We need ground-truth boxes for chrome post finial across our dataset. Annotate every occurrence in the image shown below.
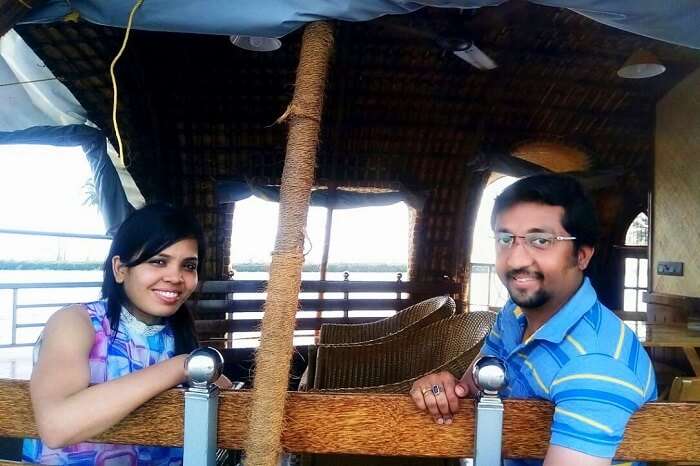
[184,347,224,466]
[472,355,507,396]
[472,356,508,466]
[185,346,224,391]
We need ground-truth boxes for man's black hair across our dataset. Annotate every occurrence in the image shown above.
[490,174,599,251]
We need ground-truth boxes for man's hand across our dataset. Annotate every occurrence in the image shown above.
[214,374,234,389]
[409,370,475,425]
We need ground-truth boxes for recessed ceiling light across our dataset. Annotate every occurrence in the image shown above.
[229,35,282,52]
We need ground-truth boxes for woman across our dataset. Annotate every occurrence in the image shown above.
[23,203,228,465]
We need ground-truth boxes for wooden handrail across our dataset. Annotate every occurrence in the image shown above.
[1,379,699,461]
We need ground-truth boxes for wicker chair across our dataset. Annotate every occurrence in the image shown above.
[319,295,456,345]
[299,311,495,466]
[313,311,497,392]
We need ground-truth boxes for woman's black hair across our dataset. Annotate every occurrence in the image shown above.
[101,203,204,355]
[490,174,599,251]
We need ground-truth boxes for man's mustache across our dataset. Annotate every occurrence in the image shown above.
[506,268,544,280]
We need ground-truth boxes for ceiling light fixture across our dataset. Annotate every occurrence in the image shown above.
[229,35,282,52]
[617,49,665,79]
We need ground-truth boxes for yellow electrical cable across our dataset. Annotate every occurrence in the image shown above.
[16,0,33,10]
[110,0,144,166]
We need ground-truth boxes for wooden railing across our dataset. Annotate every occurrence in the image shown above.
[0,278,462,348]
[1,379,699,461]
[192,279,463,333]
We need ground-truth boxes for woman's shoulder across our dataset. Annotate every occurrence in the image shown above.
[44,304,94,333]
[38,304,96,357]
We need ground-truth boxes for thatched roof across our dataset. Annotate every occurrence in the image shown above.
[13,3,700,291]
[15,4,699,192]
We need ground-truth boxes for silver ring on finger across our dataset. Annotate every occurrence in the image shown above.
[431,384,442,396]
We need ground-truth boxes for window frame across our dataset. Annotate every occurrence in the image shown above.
[618,212,650,321]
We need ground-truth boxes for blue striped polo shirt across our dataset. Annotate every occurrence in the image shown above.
[481,277,656,466]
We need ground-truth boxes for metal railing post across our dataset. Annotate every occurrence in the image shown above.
[473,356,508,466]
[11,289,17,346]
[184,347,224,466]
[395,272,402,303]
[343,271,350,322]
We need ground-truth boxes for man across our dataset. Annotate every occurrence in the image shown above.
[410,174,656,466]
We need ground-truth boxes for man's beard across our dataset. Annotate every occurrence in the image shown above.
[507,286,550,309]
[508,280,552,309]
[504,268,550,309]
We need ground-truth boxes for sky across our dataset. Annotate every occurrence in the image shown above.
[0,144,109,262]
[229,196,411,264]
[0,143,514,267]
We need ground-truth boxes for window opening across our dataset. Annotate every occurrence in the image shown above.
[468,175,518,310]
[0,144,108,363]
[622,213,649,314]
[229,195,409,347]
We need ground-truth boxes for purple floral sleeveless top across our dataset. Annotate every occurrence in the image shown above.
[23,300,184,465]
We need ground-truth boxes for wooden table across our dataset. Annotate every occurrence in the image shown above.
[640,323,700,376]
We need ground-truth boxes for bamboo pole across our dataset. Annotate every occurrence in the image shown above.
[0,0,47,39]
[243,21,334,466]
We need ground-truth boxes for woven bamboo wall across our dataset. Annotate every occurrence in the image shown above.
[654,68,700,298]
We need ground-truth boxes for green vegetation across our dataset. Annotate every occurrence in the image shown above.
[0,261,103,270]
[233,263,407,272]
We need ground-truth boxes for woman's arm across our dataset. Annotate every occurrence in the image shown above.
[30,305,187,448]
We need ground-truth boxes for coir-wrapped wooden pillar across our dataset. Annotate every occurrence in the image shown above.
[243,21,334,466]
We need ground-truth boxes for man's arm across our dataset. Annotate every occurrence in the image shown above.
[409,308,504,424]
[543,445,612,466]
[546,353,652,466]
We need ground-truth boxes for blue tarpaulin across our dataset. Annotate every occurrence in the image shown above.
[20,0,700,49]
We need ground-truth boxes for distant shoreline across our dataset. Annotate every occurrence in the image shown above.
[0,261,407,273]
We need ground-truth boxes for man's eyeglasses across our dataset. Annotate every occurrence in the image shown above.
[494,232,576,251]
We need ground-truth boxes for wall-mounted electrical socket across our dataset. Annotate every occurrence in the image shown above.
[657,261,684,276]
